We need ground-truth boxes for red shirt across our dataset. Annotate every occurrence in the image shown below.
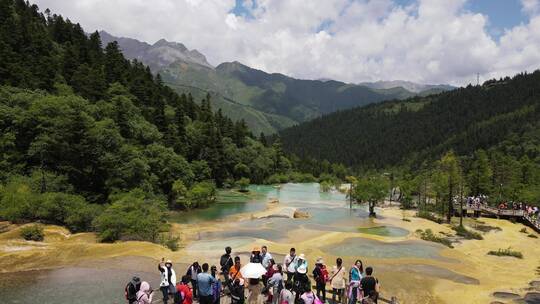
[176,283,193,304]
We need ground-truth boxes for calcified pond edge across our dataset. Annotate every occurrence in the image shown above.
[0,183,539,304]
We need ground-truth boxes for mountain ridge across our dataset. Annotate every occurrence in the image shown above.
[101,32,455,134]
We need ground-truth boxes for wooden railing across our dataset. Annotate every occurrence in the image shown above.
[455,203,539,232]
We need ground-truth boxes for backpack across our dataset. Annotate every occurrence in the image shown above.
[125,276,141,301]
[173,289,184,304]
[321,268,329,282]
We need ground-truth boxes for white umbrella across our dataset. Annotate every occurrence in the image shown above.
[240,262,267,279]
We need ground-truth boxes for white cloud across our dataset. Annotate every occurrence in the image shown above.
[521,0,540,15]
[31,0,540,86]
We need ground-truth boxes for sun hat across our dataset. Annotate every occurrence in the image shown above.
[166,259,172,264]
[252,246,261,252]
[316,258,324,264]
[298,254,305,260]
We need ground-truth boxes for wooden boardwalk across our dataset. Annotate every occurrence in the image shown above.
[455,204,540,233]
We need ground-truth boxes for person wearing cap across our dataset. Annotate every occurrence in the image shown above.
[283,248,298,283]
[250,246,263,263]
[313,258,328,303]
[293,264,310,304]
[295,254,308,271]
[158,258,177,304]
[136,281,154,304]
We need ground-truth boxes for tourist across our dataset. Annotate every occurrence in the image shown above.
[360,291,378,304]
[186,261,202,300]
[300,284,316,304]
[197,263,218,304]
[348,260,363,304]
[312,258,328,303]
[330,258,346,304]
[251,246,263,263]
[267,264,284,304]
[176,276,193,304]
[262,245,274,269]
[293,264,310,304]
[247,277,263,304]
[279,281,294,304]
[135,281,154,304]
[283,248,298,283]
[230,278,245,304]
[360,267,379,303]
[296,254,308,270]
[211,265,222,304]
[159,258,177,304]
[229,256,244,281]
[220,246,234,284]
[264,258,276,287]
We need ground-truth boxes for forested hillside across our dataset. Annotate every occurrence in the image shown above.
[280,72,540,202]
[0,0,307,242]
[104,32,453,134]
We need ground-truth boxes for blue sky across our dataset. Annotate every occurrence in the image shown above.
[233,0,529,39]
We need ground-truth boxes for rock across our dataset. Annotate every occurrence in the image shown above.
[268,199,279,204]
[293,210,311,219]
[523,292,540,303]
[530,281,540,290]
[257,207,297,219]
[492,291,520,299]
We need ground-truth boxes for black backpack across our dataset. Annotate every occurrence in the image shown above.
[124,276,141,301]
[173,288,184,304]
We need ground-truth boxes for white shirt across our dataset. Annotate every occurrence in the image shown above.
[283,254,298,273]
[262,252,273,268]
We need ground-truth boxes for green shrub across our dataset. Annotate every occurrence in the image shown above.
[93,189,167,242]
[402,218,411,222]
[487,247,523,259]
[319,181,332,192]
[20,225,44,241]
[417,210,443,224]
[528,234,538,239]
[236,178,250,192]
[187,181,217,208]
[159,234,180,251]
[519,227,528,233]
[417,228,453,248]
[452,225,483,240]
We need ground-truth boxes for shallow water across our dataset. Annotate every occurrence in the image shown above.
[169,189,268,223]
[321,237,447,260]
[357,226,410,237]
[0,267,160,304]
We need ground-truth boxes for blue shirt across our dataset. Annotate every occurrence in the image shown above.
[197,272,217,296]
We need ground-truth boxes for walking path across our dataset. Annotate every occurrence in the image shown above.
[455,204,540,233]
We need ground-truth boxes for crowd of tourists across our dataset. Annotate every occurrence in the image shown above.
[465,195,488,209]
[125,246,380,304]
